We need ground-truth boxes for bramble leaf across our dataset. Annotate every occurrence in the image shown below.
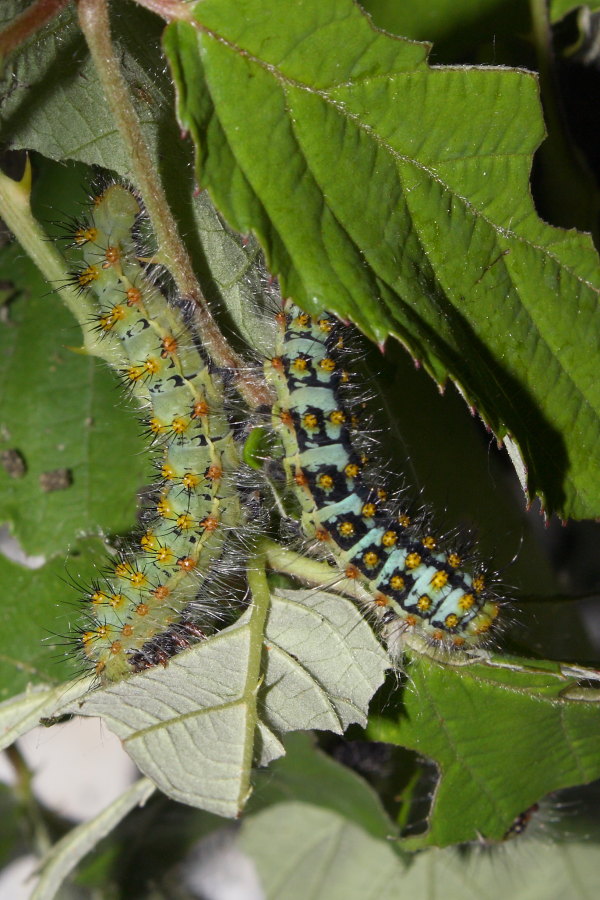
[551,0,600,21]
[0,679,90,749]
[250,732,399,843]
[368,649,600,847]
[165,0,600,520]
[63,583,389,817]
[0,1,268,342]
[0,539,112,702]
[241,802,404,900]
[240,801,600,900]
[0,243,149,558]
[0,1,169,177]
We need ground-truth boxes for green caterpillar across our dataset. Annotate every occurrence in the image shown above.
[264,300,500,647]
[67,184,242,681]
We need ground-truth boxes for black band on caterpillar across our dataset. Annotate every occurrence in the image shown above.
[264,300,500,647]
[66,184,242,680]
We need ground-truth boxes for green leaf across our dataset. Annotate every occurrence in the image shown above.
[361,0,530,61]
[368,650,600,848]
[0,678,91,750]
[30,777,156,900]
[0,2,173,178]
[240,801,600,900]
[551,0,600,22]
[398,839,600,899]
[250,732,399,845]
[62,582,389,817]
[240,802,405,900]
[164,0,600,520]
[0,540,108,701]
[0,244,149,557]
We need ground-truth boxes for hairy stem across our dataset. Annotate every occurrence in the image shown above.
[241,543,271,809]
[263,537,376,603]
[0,0,69,59]
[77,0,271,407]
[131,0,194,20]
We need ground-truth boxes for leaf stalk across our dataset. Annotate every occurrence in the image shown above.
[76,0,271,407]
[242,544,272,810]
[131,0,194,21]
[0,0,70,61]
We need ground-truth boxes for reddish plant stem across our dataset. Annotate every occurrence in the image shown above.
[0,0,70,58]
[77,0,270,407]
[131,0,193,21]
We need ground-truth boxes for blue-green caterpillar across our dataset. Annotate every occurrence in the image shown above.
[67,184,242,681]
[264,300,500,646]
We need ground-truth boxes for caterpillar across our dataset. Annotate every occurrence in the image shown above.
[65,183,243,681]
[264,300,500,647]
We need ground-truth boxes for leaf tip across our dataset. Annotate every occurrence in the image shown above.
[20,155,33,197]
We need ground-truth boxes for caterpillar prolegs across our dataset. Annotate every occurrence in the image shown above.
[67,184,243,681]
[264,300,500,647]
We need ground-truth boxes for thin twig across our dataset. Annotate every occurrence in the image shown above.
[76,0,271,407]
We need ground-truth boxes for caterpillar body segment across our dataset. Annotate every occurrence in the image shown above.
[70,184,243,680]
[265,301,499,648]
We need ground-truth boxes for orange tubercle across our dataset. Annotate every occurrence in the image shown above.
[200,515,219,532]
[103,245,121,267]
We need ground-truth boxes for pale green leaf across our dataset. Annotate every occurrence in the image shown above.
[262,589,389,734]
[395,838,600,899]
[0,677,91,751]
[62,586,388,817]
[240,802,404,900]
[240,801,600,900]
